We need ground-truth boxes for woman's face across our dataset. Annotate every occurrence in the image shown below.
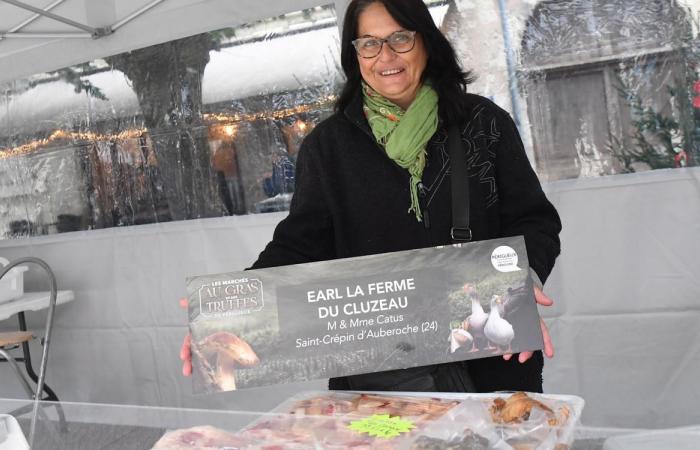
[356,2,428,110]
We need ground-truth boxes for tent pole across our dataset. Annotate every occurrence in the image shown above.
[0,0,64,41]
[9,0,64,32]
[0,0,109,37]
[111,0,166,31]
[0,32,91,39]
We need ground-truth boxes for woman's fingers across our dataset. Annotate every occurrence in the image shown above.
[513,287,554,362]
[179,334,191,360]
[517,351,533,363]
[180,333,192,376]
[534,287,554,307]
[533,288,554,357]
[179,299,192,376]
[540,317,554,358]
[506,319,554,363]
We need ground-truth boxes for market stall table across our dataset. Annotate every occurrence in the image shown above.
[0,291,75,322]
[0,290,74,402]
[3,395,695,450]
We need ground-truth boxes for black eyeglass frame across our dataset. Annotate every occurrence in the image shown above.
[351,30,417,59]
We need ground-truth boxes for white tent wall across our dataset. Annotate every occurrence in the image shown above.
[0,0,699,430]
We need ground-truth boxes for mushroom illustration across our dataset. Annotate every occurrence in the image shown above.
[195,331,259,391]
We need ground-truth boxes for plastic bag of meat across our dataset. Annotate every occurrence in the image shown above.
[236,391,461,449]
[151,391,583,450]
[151,425,251,449]
[411,392,583,450]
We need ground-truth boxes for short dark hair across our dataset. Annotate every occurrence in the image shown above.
[336,0,474,124]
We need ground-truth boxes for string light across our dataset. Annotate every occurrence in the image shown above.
[0,94,337,161]
[222,125,236,137]
[0,128,147,160]
[202,94,336,124]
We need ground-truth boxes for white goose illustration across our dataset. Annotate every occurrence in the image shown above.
[467,296,488,352]
[484,295,514,353]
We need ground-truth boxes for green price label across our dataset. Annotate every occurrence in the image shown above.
[347,414,415,439]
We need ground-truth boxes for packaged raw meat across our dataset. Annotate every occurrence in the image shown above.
[237,392,462,449]
[151,391,583,449]
[152,425,251,449]
[407,392,584,450]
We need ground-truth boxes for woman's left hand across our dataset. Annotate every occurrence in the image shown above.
[503,286,555,363]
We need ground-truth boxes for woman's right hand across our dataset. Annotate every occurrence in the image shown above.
[180,333,192,376]
[179,298,192,376]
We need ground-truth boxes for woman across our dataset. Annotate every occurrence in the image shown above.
[182,0,560,393]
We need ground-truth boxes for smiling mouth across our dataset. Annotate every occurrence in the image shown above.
[379,68,405,76]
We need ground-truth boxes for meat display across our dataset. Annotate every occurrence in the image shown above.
[151,392,583,449]
[490,392,572,427]
[410,431,490,450]
[238,394,461,449]
[152,425,248,450]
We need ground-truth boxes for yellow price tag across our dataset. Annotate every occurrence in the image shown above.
[347,414,415,439]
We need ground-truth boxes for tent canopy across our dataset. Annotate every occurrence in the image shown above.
[0,0,341,85]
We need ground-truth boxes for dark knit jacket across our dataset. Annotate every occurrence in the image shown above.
[251,92,561,393]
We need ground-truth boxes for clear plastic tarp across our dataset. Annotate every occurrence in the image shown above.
[0,4,343,237]
[1,0,698,237]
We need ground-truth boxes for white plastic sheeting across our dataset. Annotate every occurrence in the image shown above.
[0,4,343,236]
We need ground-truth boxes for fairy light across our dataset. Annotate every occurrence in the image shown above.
[0,128,147,160]
[0,94,337,160]
[222,125,236,137]
[203,94,336,125]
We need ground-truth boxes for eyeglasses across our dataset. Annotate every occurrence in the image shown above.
[352,30,417,58]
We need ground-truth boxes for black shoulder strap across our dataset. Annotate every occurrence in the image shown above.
[449,124,472,243]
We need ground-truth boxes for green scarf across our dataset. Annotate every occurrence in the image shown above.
[362,82,438,221]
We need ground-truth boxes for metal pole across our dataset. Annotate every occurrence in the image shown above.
[0,257,58,445]
[0,0,98,34]
[496,0,522,130]
[8,0,64,31]
[0,32,91,39]
[111,0,166,31]
[0,348,35,397]
[496,0,538,166]
[0,0,65,41]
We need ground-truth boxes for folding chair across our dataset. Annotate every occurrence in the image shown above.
[0,257,58,402]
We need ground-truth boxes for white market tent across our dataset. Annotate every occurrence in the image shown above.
[0,0,344,84]
[0,0,699,434]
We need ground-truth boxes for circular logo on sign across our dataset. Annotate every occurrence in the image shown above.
[491,246,522,273]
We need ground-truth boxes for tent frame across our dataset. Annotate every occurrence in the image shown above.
[0,0,165,40]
